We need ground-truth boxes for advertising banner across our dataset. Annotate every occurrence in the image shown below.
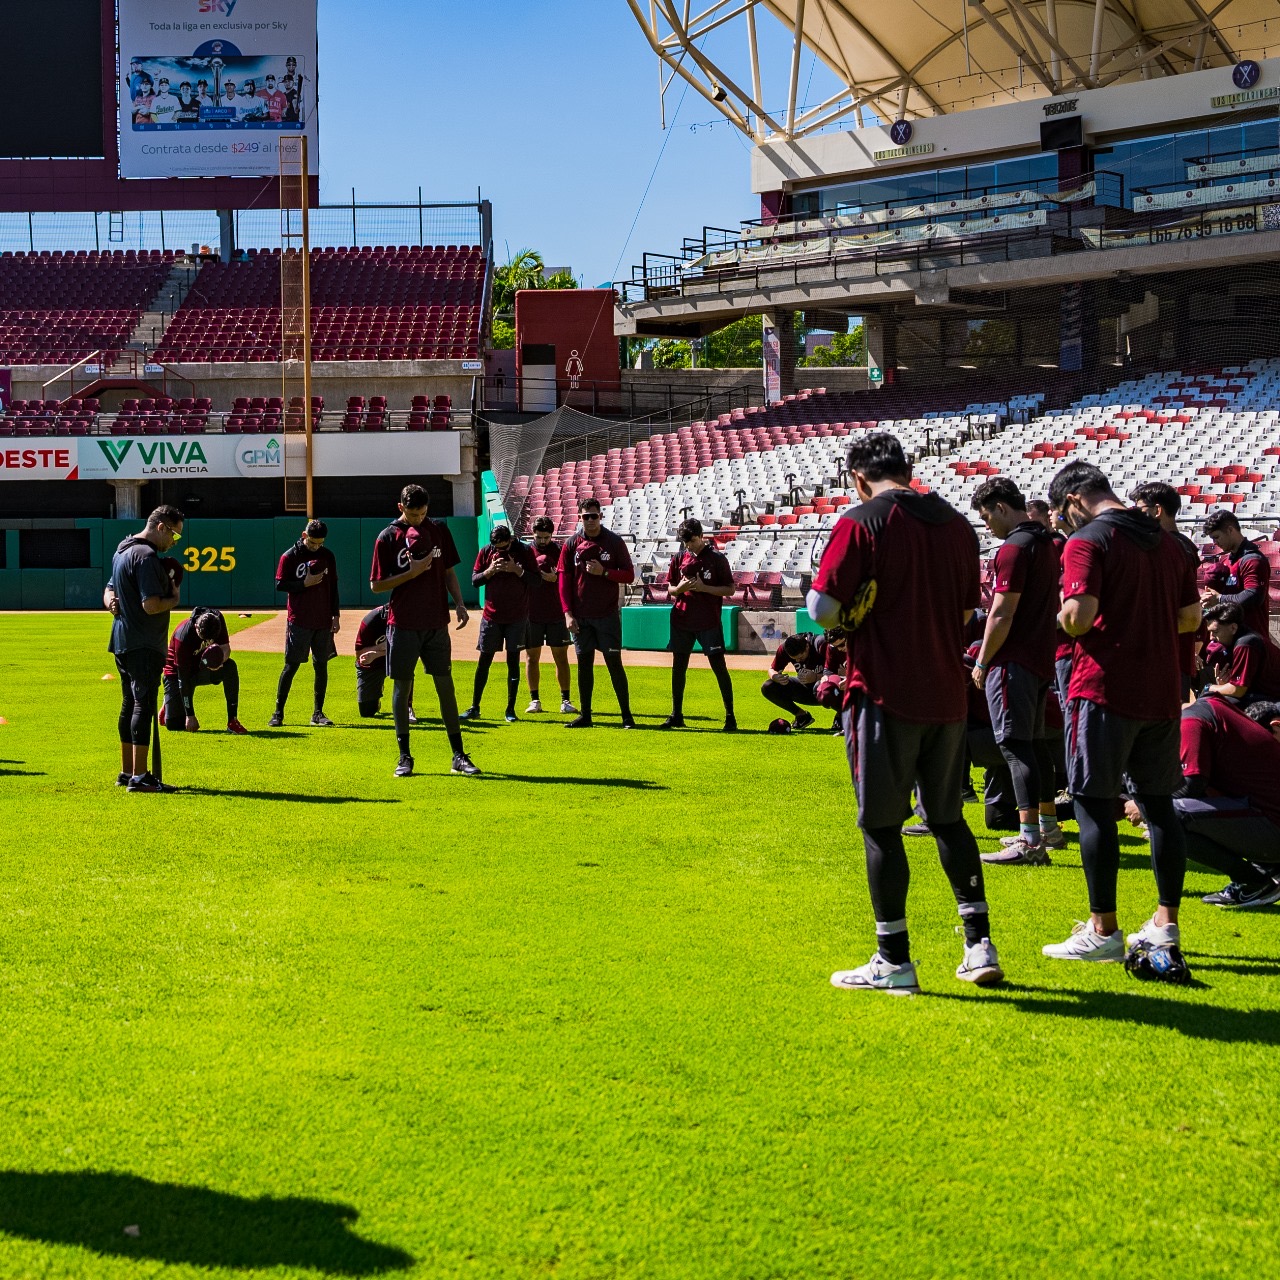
[0,432,461,480]
[118,0,319,179]
[1081,203,1280,250]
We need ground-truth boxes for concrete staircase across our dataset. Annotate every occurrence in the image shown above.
[123,257,197,362]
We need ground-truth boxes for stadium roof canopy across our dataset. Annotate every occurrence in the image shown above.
[626,0,1277,142]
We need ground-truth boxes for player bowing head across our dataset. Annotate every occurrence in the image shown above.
[272,518,340,728]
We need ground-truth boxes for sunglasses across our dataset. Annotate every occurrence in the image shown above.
[162,525,181,543]
[582,512,602,520]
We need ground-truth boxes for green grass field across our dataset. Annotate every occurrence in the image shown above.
[1,612,1278,1279]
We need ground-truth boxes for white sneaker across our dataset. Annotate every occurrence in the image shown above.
[1042,921,1124,961]
[1126,916,1180,949]
[560,698,579,715]
[956,938,1005,986]
[1001,827,1067,850]
[831,952,921,995]
[526,699,543,714]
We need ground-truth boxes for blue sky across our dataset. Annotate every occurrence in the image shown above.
[316,1,804,284]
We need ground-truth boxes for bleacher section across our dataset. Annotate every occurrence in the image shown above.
[520,363,1280,596]
[153,245,485,362]
[0,397,101,437]
[0,250,176,365]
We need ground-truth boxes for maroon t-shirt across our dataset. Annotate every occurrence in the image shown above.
[528,538,564,624]
[988,521,1059,680]
[163,608,230,679]
[276,541,340,630]
[474,540,539,623]
[1218,540,1272,636]
[1225,630,1280,698]
[558,527,635,620]
[668,545,733,632]
[1181,697,1280,825]
[369,518,460,630]
[771,636,829,682]
[813,489,981,724]
[354,604,388,652]
[1061,511,1198,720]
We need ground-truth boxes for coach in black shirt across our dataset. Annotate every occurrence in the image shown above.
[104,504,184,792]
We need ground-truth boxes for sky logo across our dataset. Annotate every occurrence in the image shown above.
[199,0,239,16]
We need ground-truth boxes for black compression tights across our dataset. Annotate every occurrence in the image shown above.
[276,658,328,713]
[394,674,463,757]
[998,737,1058,812]
[863,819,990,941]
[579,652,632,719]
[671,651,735,717]
[472,650,521,713]
[1075,793,1186,913]
[119,682,157,746]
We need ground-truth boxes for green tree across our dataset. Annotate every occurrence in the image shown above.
[701,315,762,368]
[492,248,546,314]
[650,338,692,370]
[800,325,866,368]
[490,317,515,350]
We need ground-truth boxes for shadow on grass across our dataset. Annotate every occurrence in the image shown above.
[245,730,310,740]
[476,772,666,790]
[179,786,398,805]
[0,1170,412,1274]
[0,765,44,777]
[969,983,1280,1043]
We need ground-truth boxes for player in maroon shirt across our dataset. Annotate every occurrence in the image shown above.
[1201,508,1272,636]
[462,525,539,722]
[1044,461,1201,973]
[1201,601,1280,703]
[662,518,737,731]
[970,477,1063,864]
[161,607,247,735]
[761,631,839,731]
[370,483,478,777]
[1131,482,1203,700]
[1176,698,1280,908]
[557,497,636,729]
[354,603,416,721]
[523,517,577,715]
[808,432,999,995]
[271,519,341,727]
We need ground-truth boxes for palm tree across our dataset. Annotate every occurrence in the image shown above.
[492,248,546,314]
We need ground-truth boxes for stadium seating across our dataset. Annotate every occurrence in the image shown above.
[517,362,1280,593]
[0,396,102,436]
[153,245,485,362]
[0,250,175,365]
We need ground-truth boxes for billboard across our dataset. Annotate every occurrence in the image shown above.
[118,0,318,179]
[0,433,462,481]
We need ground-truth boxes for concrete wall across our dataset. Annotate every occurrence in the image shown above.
[622,366,869,396]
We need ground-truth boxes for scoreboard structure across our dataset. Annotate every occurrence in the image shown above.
[0,0,318,212]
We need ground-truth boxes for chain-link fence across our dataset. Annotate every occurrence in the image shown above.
[0,199,486,255]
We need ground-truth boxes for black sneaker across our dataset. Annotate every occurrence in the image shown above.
[723,715,738,733]
[960,787,979,803]
[451,753,481,776]
[565,715,594,729]
[504,710,518,723]
[459,706,481,721]
[311,712,334,728]
[268,712,284,727]
[793,710,815,731]
[127,772,177,793]
[116,771,131,787]
[829,719,843,735]
[394,754,414,778]
[1202,879,1280,908]
[619,716,637,730]
[658,715,685,730]
[902,822,932,837]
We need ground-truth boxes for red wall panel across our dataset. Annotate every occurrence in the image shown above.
[514,289,620,395]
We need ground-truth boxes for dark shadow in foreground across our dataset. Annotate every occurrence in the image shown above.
[952,983,1280,1043]
[0,766,45,777]
[0,1170,413,1274]
[475,772,666,790]
[179,787,398,805]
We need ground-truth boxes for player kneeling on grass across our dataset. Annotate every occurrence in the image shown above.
[462,525,538,723]
[272,519,341,728]
[808,432,1001,994]
[161,607,246,734]
[662,518,737,731]
[354,603,416,720]
[1166,697,1280,909]
[104,505,185,793]
[761,632,829,731]
[970,477,1064,865]
[370,484,478,778]
[1044,462,1201,977]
